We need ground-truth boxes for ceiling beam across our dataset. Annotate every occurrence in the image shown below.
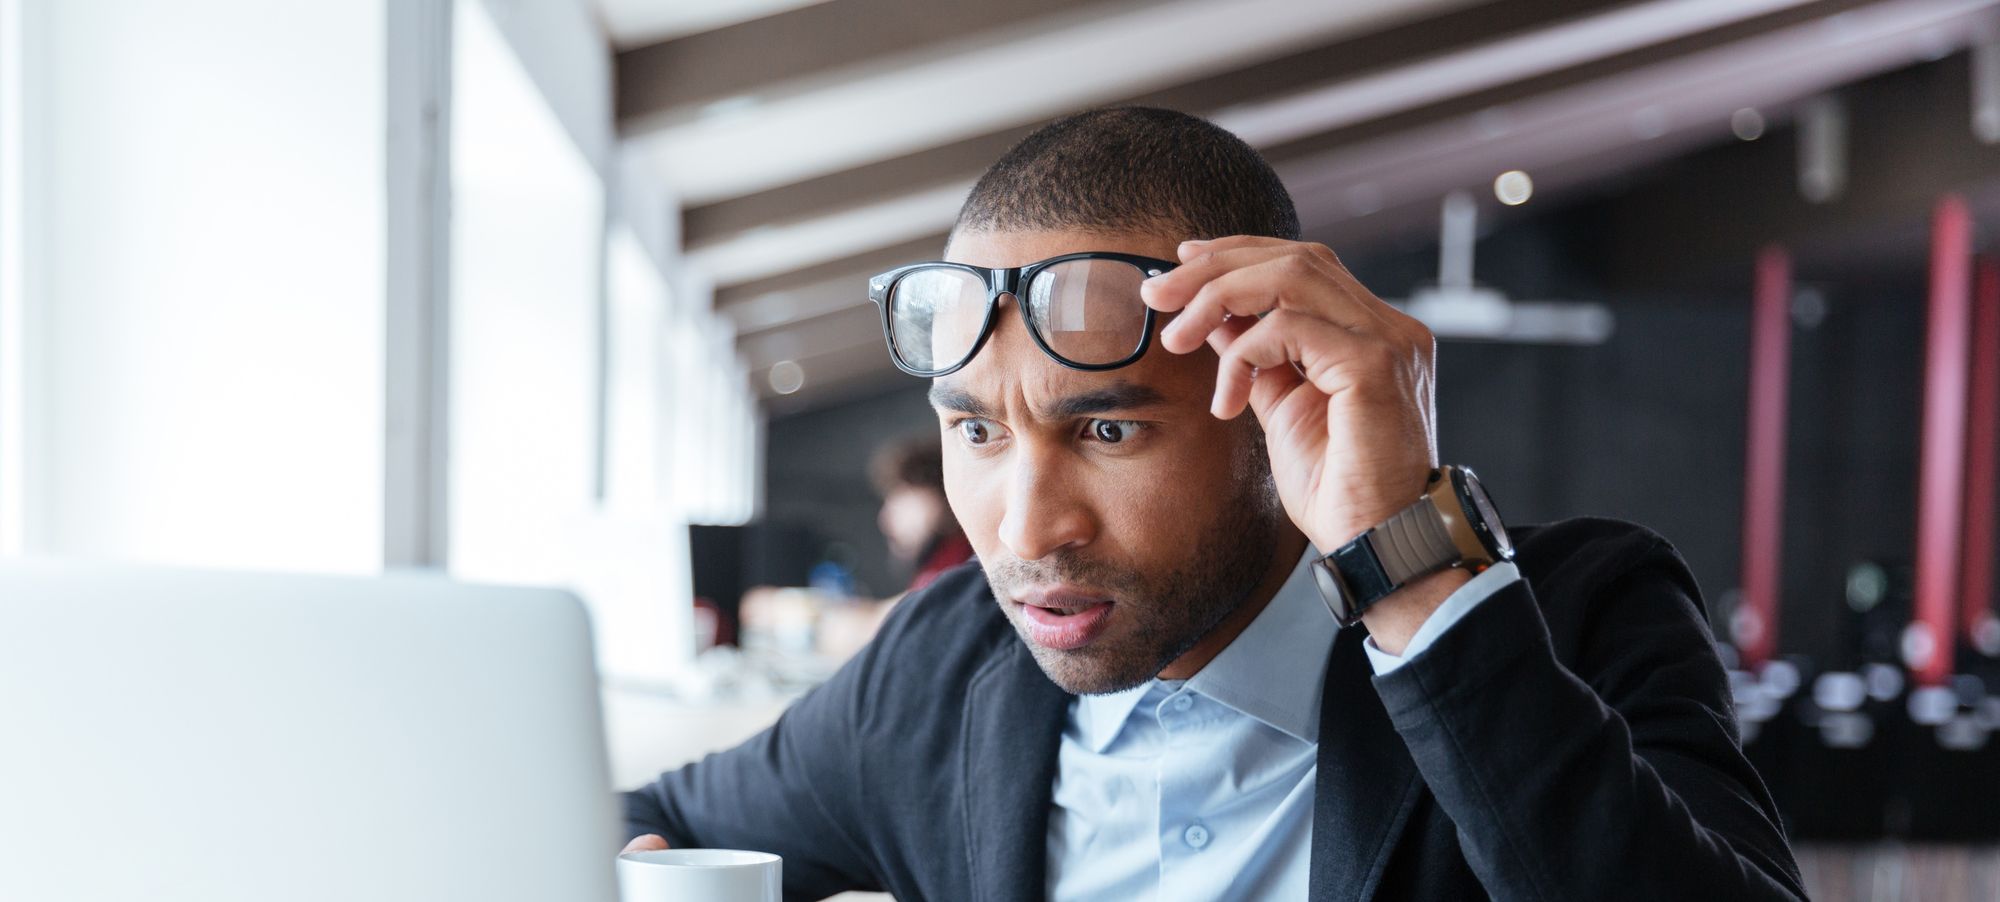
[1284,0,1993,240]
[687,181,968,286]
[750,329,916,409]
[616,0,1139,124]
[759,44,2000,413]
[631,0,1481,206]
[679,0,1635,244]
[722,257,898,336]
[739,303,883,370]
[599,0,837,50]
[715,234,946,307]
[1258,0,1894,164]
[723,0,1997,407]
[687,0,1895,298]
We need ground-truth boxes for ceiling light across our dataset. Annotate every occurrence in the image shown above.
[1731,107,1766,141]
[767,360,805,395]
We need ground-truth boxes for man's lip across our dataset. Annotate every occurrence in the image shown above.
[1013,586,1117,651]
[1013,585,1113,612]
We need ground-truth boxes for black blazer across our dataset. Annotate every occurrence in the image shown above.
[625,518,1807,900]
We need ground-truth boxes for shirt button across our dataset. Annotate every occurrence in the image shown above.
[1183,823,1211,849]
[1172,694,1194,712]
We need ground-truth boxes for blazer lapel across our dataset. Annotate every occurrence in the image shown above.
[962,640,1069,902]
[1310,626,1425,900]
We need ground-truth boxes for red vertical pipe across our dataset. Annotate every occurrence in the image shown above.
[1739,245,1791,671]
[1913,196,1974,686]
[1962,257,2000,647]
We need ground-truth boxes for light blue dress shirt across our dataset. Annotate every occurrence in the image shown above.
[1046,547,1522,900]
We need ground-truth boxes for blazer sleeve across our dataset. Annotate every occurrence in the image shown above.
[1369,534,1807,900]
[622,633,886,900]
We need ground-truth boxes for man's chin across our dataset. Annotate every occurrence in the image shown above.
[1014,632,1158,696]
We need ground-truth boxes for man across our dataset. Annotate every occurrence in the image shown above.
[625,107,1804,900]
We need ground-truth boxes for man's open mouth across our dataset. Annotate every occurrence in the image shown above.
[1014,587,1116,651]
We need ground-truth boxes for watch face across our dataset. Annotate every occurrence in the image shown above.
[1310,558,1361,626]
[1454,468,1514,559]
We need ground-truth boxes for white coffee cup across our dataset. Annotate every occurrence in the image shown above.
[617,849,782,902]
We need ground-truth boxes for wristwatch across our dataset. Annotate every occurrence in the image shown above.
[1311,465,1514,628]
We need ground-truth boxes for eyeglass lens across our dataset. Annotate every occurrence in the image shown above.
[888,258,1151,373]
[888,268,989,373]
[1026,259,1150,366]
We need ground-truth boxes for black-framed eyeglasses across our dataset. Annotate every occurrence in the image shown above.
[866,251,1180,378]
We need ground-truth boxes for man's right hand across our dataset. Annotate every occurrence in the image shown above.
[622,834,669,854]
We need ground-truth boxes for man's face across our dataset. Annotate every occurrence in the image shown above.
[933,228,1284,695]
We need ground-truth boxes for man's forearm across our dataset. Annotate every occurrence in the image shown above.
[1370,578,1805,900]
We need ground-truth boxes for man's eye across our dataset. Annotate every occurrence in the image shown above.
[958,419,993,445]
[1087,419,1140,444]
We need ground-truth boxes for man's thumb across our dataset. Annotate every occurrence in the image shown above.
[622,834,670,854]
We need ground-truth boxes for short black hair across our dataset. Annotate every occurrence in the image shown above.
[949,106,1300,245]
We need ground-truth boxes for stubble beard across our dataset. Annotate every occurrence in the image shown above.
[986,435,1284,695]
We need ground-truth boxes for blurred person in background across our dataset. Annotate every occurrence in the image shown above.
[871,433,974,594]
[624,107,1803,900]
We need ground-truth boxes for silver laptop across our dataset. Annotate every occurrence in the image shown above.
[0,560,621,902]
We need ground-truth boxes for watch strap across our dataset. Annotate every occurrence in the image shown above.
[1314,470,1471,626]
[1369,496,1459,587]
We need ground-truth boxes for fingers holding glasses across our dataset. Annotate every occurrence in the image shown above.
[1200,308,1259,357]
[1132,235,1442,555]
[1131,236,1438,427]
[1211,308,1397,420]
[1140,238,1398,357]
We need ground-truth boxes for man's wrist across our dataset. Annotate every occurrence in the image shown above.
[1306,468,1441,554]
[1358,566,1472,656]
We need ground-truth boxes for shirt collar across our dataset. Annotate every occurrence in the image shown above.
[1073,678,1155,753]
[1074,544,1333,751]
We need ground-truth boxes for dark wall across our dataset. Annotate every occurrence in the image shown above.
[1356,256,1933,666]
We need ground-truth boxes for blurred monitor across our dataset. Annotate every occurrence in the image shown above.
[689,521,823,644]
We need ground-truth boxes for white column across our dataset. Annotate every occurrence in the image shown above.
[0,0,28,556]
[445,0,603,586]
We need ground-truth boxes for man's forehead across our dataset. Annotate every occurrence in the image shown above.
[927,323,1206,419]
[943,227,1181,268]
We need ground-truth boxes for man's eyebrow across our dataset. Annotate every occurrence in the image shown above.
[928,384,995,418]
[927,380,1170,420]
[1043,381,1169,419]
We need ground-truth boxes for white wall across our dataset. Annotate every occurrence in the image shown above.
[475,0,615,178]
[449,0,765,679]
[448,0,604,586]
[1,0,29,556]
[587,227,693,677]
[17,0,387,573]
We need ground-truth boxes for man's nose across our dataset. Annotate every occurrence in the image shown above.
[996,451,1094,561]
